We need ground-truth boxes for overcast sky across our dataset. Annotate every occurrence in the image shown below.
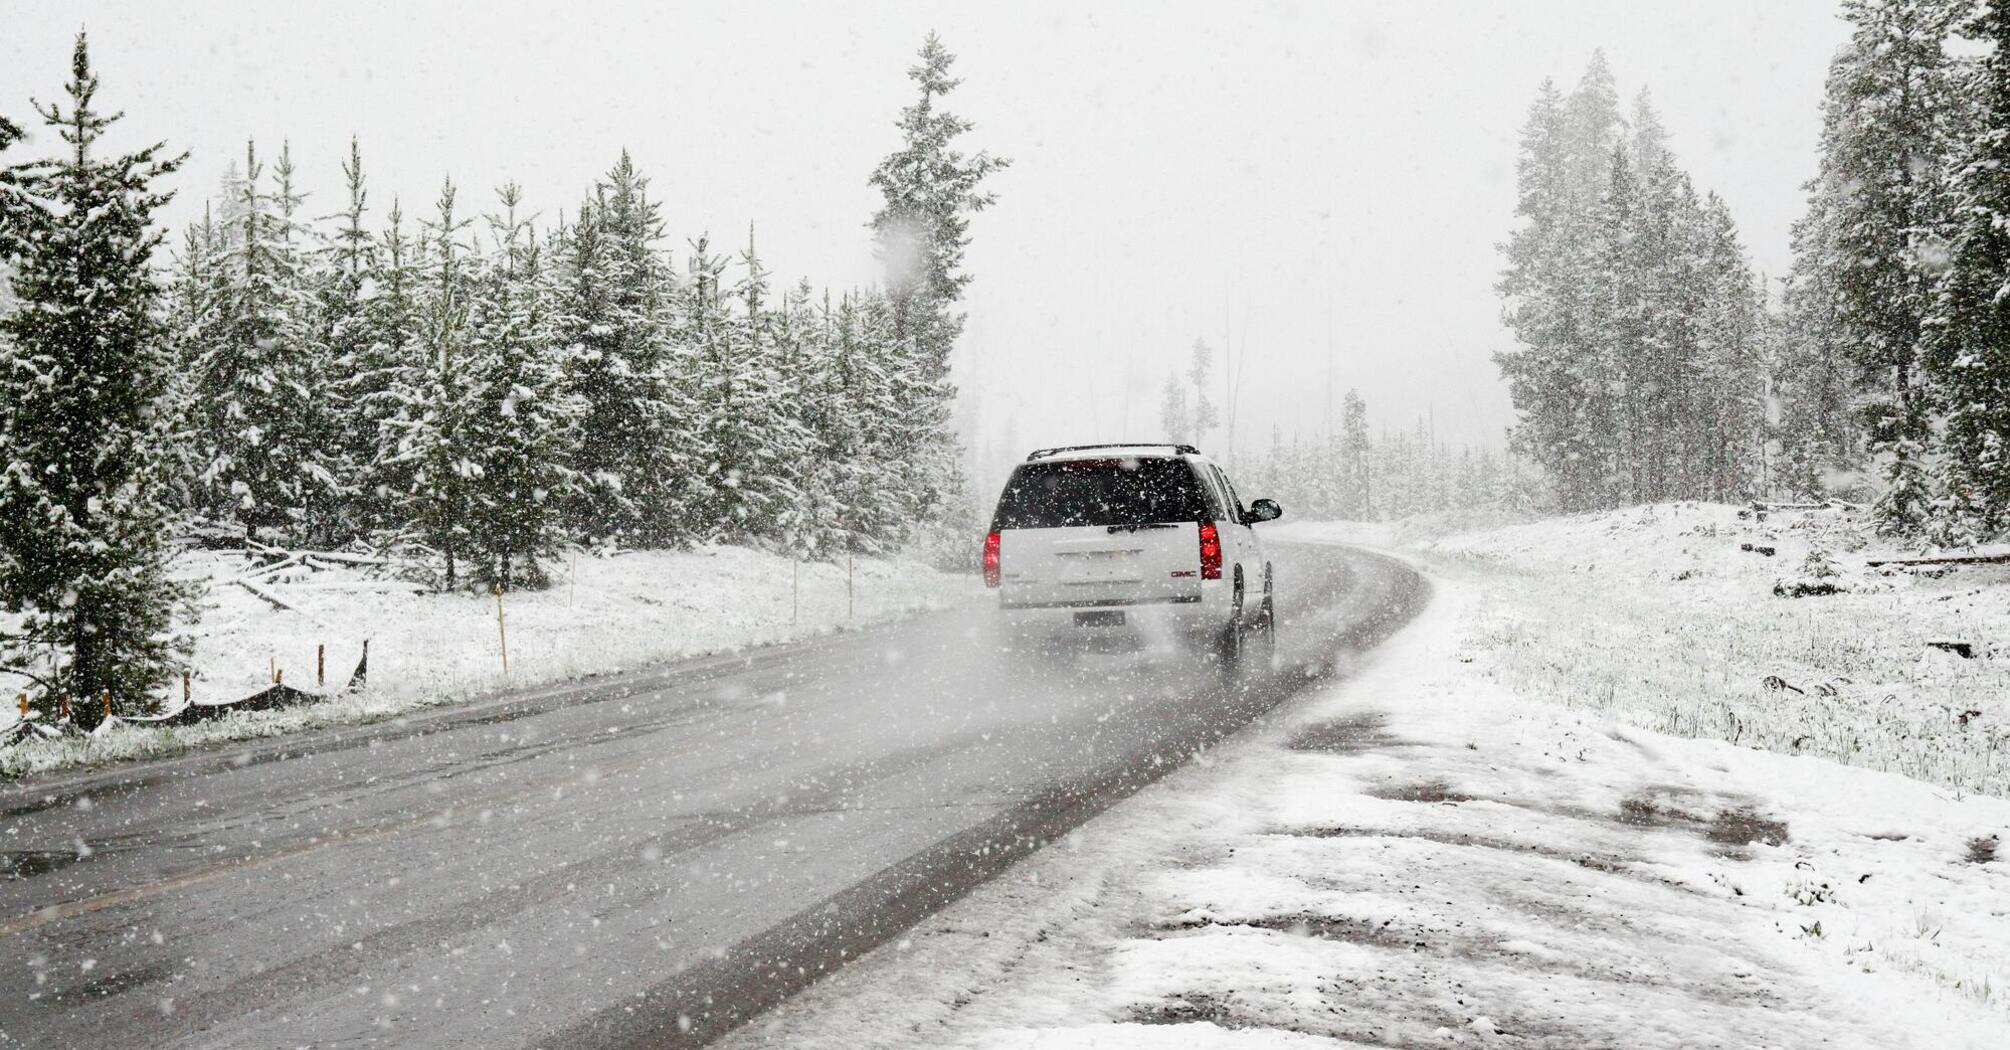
[3,1,1852,489]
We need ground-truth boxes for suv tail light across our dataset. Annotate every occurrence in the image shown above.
[1198,521,1222,580]
[982,531,1002,587]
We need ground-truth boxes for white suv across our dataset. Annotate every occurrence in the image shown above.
[982,444,1282,668]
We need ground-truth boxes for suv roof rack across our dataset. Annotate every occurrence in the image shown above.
[1025,443,1202,461]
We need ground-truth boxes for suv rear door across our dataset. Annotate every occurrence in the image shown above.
[991,457,1206,608]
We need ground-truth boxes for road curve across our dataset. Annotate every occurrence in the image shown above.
[0,541,1427,1049]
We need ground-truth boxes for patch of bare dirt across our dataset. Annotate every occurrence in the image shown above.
[1368,778,1477,803]
[1286,711,1398,754]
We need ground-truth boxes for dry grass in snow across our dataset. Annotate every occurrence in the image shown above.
[1285,503,2010,799]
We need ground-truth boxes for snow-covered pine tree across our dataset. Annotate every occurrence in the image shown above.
[1186,339,1219,447]
[1774,207,1864,499]
[0,34,191,718]
[392,180,478,588]
[867,33,1007,526]
[1495,75,1611,511]
[1585,140,1642,503]
[1924,0,2010,538]
[352,199,422,533]
[317,137,381,539]
[1695,193,1767,501]
[1806,0,1964,534]
[685,233,787,543]
[1340,389,1372,519]
[717,229,809,544]
[1159,375,1190,444]
[188,140,340,545]
[462,184,578,589]
[554,154,689,548]
[269,142,345,543]
[161,206,226,515]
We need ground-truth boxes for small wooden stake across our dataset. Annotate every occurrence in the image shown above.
[275,667,283,685]
[16,692,25,718]
[494,583,510,674]
[317,643,326,688]
[269,655,276,683]
[58,690,68,721]
[101,690,111,720]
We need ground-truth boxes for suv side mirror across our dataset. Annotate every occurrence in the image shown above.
[1244,498,1282,524]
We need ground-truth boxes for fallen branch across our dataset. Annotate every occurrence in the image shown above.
[1865,553,2010,568]
[232,580,329,627]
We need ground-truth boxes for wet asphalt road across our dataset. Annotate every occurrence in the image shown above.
[0,541,1426,1049]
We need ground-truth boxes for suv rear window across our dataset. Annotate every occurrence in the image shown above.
[991,458,1210,529]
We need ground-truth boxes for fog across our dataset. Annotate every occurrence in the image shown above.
[2,0,1849,493]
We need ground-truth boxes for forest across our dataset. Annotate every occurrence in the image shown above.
[0,32,1005,709]
[1499,0,2010,542]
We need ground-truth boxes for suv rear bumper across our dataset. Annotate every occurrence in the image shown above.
[996,585,1231,651]
[997,594,1201,610]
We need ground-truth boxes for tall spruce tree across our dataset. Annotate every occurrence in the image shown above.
[1806,0,1964,533]
[1925,0,2010,536]
[463,184,577,588]
[393,180,478,587]
[868,33,1008,524]
[0,35,190,717]
[319,138,380,538]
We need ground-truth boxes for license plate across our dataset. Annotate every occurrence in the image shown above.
[1074,610,1125,627]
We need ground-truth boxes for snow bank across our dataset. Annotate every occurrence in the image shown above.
[0,545,978,777]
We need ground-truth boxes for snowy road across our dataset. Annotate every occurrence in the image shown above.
[0,541,1424,1050]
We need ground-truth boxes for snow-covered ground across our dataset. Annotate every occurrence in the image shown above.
[0,545,978,777]
[1309,503,2010,799]
[719,510,2010,1049]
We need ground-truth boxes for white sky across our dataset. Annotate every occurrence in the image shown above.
[2,1,1852,488]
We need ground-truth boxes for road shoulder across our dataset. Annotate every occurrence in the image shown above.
[720,564,2010,1049]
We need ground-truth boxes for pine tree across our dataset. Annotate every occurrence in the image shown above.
[1159,374,1190,443]
[1925,0,2010,537]
[1186,339,1219,447]
[555,154,689,547]
[1339,389,1372,519]
[462,184,578,588]
[188,140,338,544]
[0,34,190,718]
[318,138,379,538]
[1696,194,1767,501]
[1808,0,1964,533]
[1774,204,1864,498]
[393,180,478,587]
[353,200,422,532]
[867,33,1008,524]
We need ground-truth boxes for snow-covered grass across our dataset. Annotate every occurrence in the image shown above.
[0,545,978,777]
[1281,503,2010,799]
[718,573,2010,1049]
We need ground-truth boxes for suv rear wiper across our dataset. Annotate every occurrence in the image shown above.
[1106,522,1178,534]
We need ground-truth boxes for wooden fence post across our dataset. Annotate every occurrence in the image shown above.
[494,583,510,675]
[101,690,111,721]
[57,690,68,722]
[16,692,25,718]
[317,643,326,689]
